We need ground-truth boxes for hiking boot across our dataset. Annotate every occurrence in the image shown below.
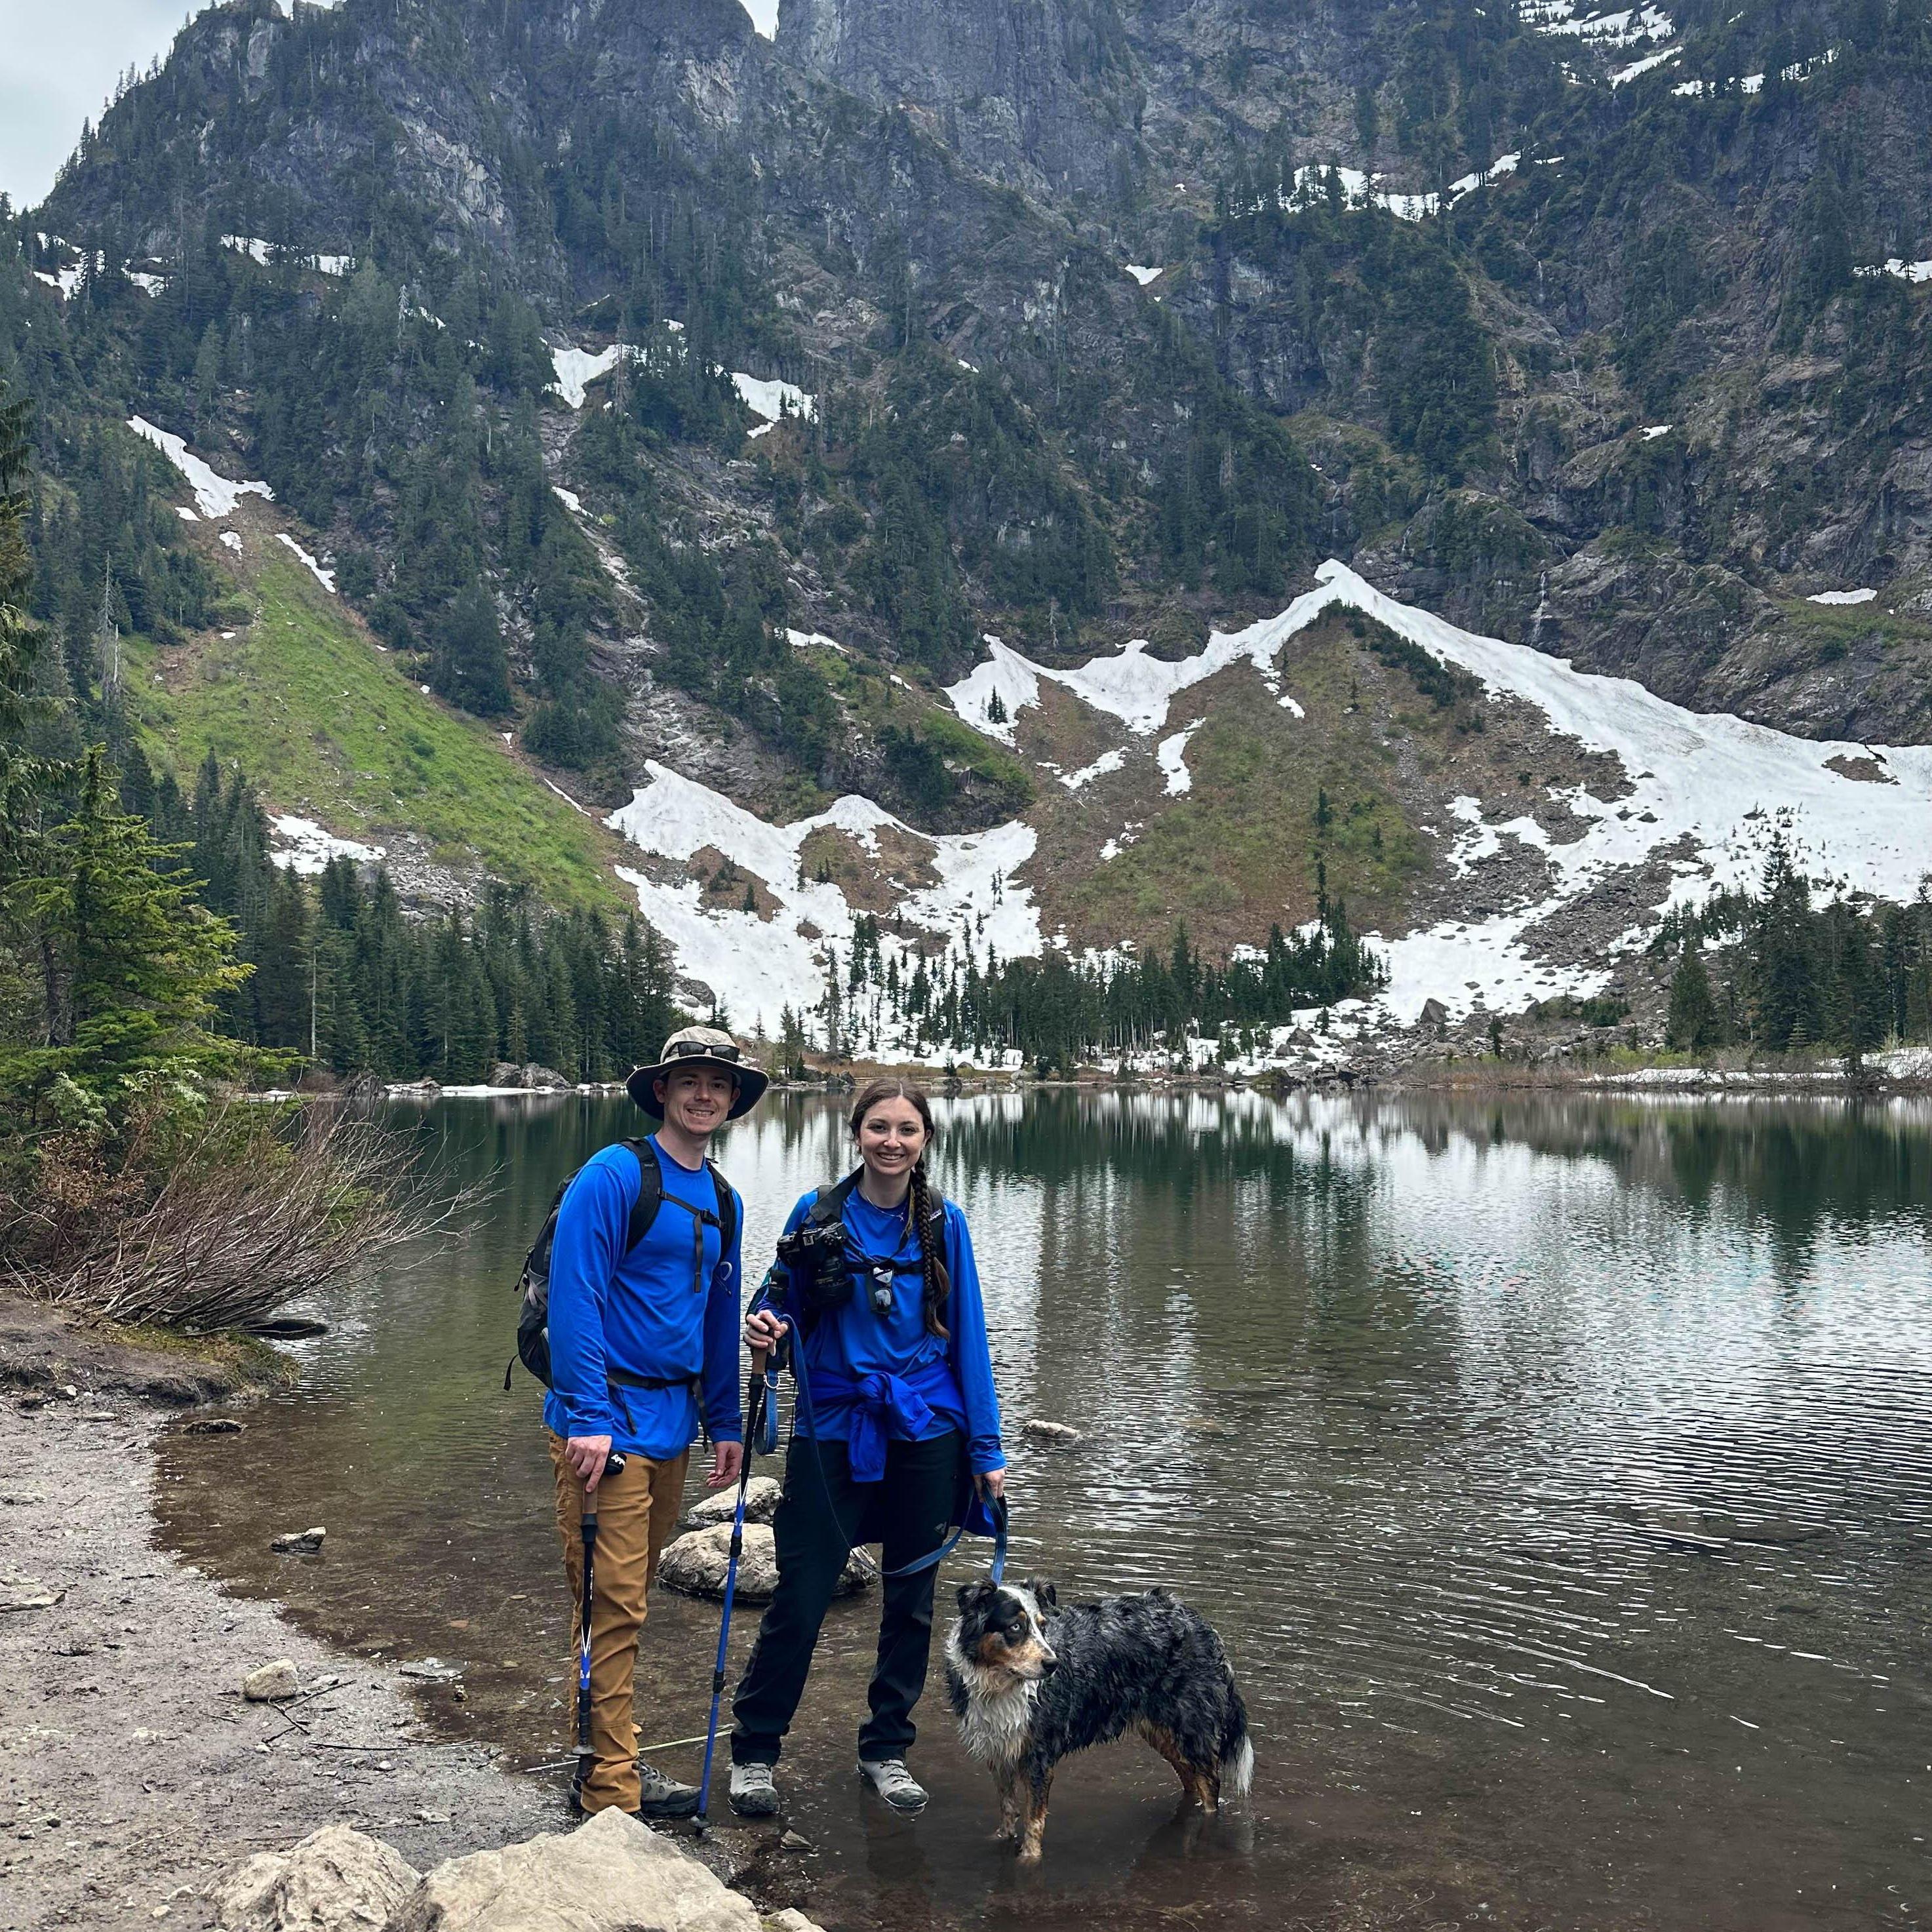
[858,1757,928,1815]
[635,1764,701,1819]
[569,1764,700,1821]
[729,1760,781,1817]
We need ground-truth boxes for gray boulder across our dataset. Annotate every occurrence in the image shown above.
[385,1807,754,1932]
[212,1824,419,1931]
[657,1524,875,1604]
[684,1476,782,1529]
[241,1659,300,1701]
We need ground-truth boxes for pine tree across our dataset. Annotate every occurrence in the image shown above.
[1666,947,1719,1052]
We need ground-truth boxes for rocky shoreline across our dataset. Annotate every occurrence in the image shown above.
[0,1305,818,1932]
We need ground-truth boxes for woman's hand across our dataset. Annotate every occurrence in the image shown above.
[745,1307,788,1355]
[975,1468,1006,1503]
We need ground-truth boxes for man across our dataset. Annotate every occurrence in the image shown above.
[544,1024,768,1818]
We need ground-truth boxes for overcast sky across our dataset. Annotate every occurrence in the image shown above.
[0,0,779,211]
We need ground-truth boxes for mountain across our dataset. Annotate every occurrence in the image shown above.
[7,0,1932,1063]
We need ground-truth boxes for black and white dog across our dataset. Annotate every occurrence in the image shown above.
[945,1578,1253,1863]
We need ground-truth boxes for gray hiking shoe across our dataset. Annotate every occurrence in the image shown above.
[729,1761,781,1817]
[635,1763,701,1819]
[858,1757,928,1815]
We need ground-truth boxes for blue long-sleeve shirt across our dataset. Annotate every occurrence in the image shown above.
[542,1139,743,1460]
[770,1184,1004,1475]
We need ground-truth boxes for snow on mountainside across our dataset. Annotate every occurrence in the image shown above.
[603,561,1932,1054]
[607,764,1039,1049]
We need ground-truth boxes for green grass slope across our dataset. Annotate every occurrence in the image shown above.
[124,526,628,911]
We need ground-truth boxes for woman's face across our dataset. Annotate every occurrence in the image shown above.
[856,1096,930,1181]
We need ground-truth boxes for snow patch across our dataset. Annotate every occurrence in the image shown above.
[1640,424,1673,439]
[1157,720,1205,795]
[1124,264,1164,286]
[551,485,585,517]
[269,815,383,875]
[785,628,846,654]
[1854,258,1932,285]
[1808,588,1877,606]
[275,532,336,593]
[1610,45,1679,85]
[1061,747,1126,791]
[550,344,637,409]
[128,418,274,519]
[219,531,244,554]
[730,372,816,425]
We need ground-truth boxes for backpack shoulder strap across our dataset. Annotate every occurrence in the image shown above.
[705,1160,738,1260]
[808,1173,859,1225]
[621,1138,662,1255]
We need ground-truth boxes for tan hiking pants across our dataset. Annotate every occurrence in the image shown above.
[547,1431,690,1815]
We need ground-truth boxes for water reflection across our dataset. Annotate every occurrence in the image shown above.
[157,1090,1932,1932]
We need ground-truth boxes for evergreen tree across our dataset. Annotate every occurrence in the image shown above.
[431,582,513,717]
[1666,947,1720,1052]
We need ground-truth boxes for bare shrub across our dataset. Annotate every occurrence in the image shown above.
[2,1098,459,1332]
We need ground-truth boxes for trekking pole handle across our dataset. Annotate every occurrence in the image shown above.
[749,1342,770,1377]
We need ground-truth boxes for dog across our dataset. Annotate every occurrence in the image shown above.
[945,1578,1252,1864]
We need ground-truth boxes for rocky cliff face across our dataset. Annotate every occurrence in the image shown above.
[23,0,1932,832]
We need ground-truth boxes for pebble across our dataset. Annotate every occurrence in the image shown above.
[779,1829,815,1853]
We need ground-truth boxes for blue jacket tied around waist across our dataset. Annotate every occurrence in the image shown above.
[770,1185,1004,1478]
[542,1138,743,1461]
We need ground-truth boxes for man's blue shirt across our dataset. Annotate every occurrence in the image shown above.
[542,1138,743,1459]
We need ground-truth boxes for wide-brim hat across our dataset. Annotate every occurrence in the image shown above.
[626,1025,769,1120]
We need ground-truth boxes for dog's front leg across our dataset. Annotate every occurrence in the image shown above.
[993,1767,1021,1843]
[1017,1767,1054,1867]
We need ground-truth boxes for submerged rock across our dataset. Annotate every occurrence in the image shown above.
[684,1476,783,1529]
[1021,1420,1082,1449]
[211,1824,418,1932]
[241,1658,300,1702]
[658,1525,874,1604]
[389,1807,780,1932]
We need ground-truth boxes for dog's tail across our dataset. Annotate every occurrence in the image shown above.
[1219,1680,1254,1799]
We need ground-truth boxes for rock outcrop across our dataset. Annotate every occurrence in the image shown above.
[212,1824,420,1932]
[657,1523,876,1603]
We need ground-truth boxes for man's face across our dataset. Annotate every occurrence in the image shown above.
[656,1066,738,1137]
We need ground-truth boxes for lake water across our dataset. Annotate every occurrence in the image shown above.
[157,1090,1932,1932]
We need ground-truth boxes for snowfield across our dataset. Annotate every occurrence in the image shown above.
[600,558,1932,1054]
[608,763,1042,1040]
[941,559,1932,1028]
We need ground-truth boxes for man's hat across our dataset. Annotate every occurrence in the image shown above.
[626,1025,769,1120]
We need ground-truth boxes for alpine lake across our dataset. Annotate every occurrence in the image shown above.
[157,1090,1932,1932]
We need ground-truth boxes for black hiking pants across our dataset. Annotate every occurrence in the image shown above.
[730,1429,963,1766]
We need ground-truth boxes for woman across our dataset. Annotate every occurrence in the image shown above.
[728,1077,1006,1819]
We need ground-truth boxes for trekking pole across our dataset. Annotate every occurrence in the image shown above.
[576,1450,625,1797]
[696,1340,770,1825]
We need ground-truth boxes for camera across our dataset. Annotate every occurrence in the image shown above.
[776,1219,856,1313]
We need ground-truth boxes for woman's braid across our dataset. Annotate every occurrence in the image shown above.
[908,1160,951,1340]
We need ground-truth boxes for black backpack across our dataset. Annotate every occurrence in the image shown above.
[505,1138,738,1391]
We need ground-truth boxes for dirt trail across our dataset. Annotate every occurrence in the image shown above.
[0,1311,558,1931]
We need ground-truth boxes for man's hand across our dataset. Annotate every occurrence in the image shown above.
[975,1468,1006,1503]
[709,1439,744,1489]
[744,1308,787,1355]
[566,1434,615,1493]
